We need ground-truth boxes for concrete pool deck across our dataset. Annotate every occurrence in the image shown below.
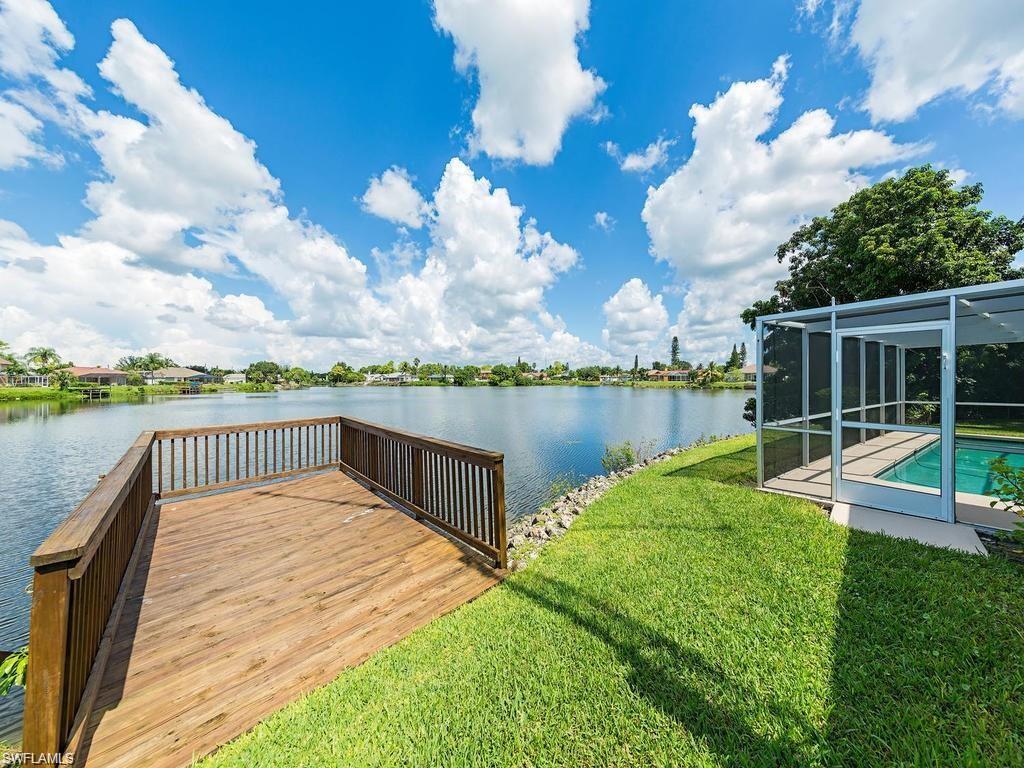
[763,430,1019,532]
[830,502,987,555]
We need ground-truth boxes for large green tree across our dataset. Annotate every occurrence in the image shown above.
[742,166,1024,327]
[245,360,282,384]
[726,344,741,371]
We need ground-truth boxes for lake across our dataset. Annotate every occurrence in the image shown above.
[0,385,749,739]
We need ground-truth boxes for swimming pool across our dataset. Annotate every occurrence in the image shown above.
[877,437,1024,494]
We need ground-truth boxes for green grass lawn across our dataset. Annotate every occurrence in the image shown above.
[956,420,1024,439]
[0,386,74,402]
[201,435,1024,768]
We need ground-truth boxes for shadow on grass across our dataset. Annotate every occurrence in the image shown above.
[507,574,811,765]
[824,529,1024,764]
[664,443,758,487]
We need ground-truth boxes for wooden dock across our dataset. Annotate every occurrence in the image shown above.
[21,416,507,766]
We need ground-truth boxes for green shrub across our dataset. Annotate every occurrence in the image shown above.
[49,368,76,390]
[0,647,27,697]
[987,457,1024,542]
[600,439,655,474]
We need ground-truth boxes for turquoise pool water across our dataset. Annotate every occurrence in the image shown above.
[878,437,1024,494]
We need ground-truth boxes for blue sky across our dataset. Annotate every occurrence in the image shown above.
[0,0,1022,369]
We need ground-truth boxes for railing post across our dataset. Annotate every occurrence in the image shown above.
[411,447,425,514]
[22,564,72,758]
[493,459,508,569]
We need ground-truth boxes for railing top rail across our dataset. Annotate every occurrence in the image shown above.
[339,415,504,467]
[153,415,339,440]
[31,431,155,569]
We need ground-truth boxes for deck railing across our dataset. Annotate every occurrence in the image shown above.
[23,432,155,758]
[339,416,507,569]
[153,416,341,498]
[23,415,505,759]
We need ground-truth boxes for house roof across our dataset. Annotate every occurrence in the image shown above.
[69,366,127,377]
[647,368,690,376]
[151,367,206,378]
[740,364,756,374]
[0,358,10,368]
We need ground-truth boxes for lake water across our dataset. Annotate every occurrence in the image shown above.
[0,385,749,740]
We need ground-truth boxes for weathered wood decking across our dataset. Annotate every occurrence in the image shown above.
[73,472,499,767]
[21,416,507,766]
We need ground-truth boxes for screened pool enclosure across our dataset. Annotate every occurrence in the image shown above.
[756,280,1024,531]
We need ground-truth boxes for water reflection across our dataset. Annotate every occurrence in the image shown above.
[0,386,749,740]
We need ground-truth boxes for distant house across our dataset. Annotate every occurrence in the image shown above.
[223,373,247,385]
[646,368,690,383]
[477,369,492,381]
[427,373,453,383]
[600,374,630,384]
[69,366,129,386]
[738,363,775,384]
[144,367,216,384]
[364,373,386,383]
[2,358,52,387]
[382,372,415,384]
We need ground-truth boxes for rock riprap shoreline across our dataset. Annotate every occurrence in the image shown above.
[506,437,731,571]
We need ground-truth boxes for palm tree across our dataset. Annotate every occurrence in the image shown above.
[25,346,62,374]
[693,361,724,387]
[141,352,175,371]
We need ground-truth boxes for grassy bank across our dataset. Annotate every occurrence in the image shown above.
[0,386,75,402]
[630,380,751,390]
[201,434,1024,767]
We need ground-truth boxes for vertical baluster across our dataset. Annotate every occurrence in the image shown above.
[192,436,198,489]
[427,451,435,514]
[486,469,495,545]
[157,439,163,496]
[215,434,221,484]
[470,463,481,540]
[389,438,395,491]
[456,460,465,532]
[443,455,453,525]
[204,435,209,488]
[434,452,441,515]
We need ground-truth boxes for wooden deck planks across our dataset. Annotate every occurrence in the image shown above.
[73,471,500,768]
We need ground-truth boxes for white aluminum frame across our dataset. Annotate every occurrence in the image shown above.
[834,319,952,521]
[753,281,1022,524]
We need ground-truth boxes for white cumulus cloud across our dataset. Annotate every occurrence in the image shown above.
[361,166,428,229]
[0,3,601,369]
[604,136,674,173]
[642,55,921,361]
[812,0,1024,122]
[601,278,668,362]
[433,0,605,165]
[593,211,614,231]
